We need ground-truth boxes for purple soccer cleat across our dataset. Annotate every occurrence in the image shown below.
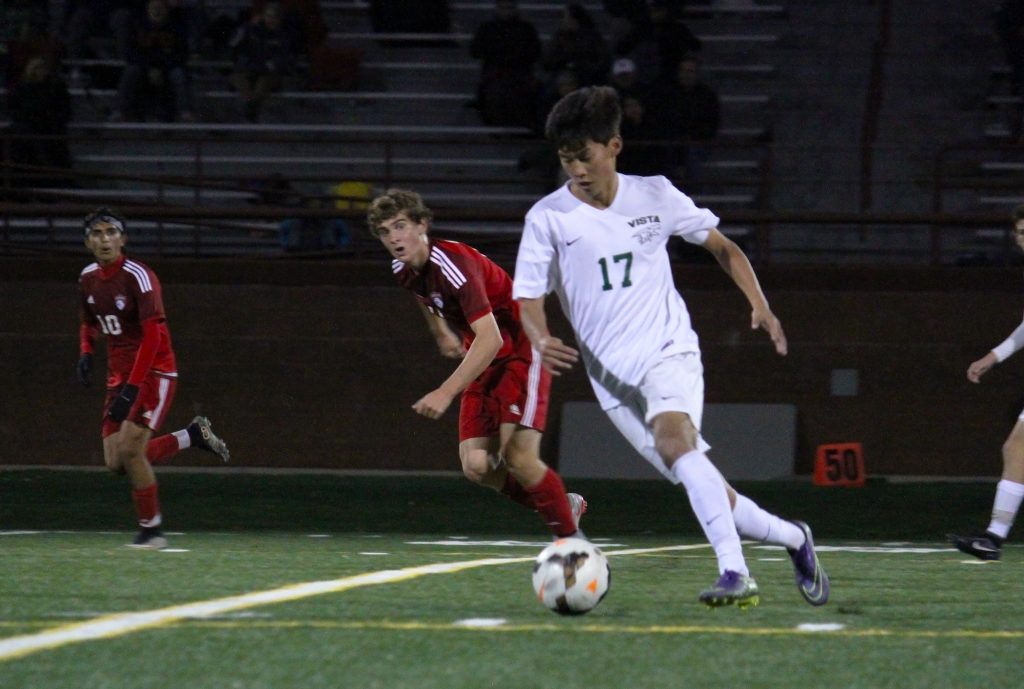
[698,569,760,609]
[787,520,830,606]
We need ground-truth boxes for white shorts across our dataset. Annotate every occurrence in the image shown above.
[604,352,710,484]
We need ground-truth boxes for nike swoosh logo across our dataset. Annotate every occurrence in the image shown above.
[566,237,582,246]
[971,540,998,552]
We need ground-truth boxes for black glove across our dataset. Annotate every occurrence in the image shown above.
[76,353,93,387]
[107,383,139,422]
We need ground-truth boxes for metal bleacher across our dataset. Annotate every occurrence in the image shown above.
[3,0,786,256]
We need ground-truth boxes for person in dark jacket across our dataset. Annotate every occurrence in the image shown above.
[110,0,194,122]
[8,57,75,189]
[656,54,721,185]
[469,0,542,128]
[230,1,299,122]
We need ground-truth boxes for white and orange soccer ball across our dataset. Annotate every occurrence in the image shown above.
[531,537,610,615]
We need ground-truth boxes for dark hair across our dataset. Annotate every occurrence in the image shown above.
[544,86,622,151]
[366,188,434,235]
[1013,204,1024,223]
[83,207,127,236]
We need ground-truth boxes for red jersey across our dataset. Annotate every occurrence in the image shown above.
[79,255,177,388]
[393,239,528,361]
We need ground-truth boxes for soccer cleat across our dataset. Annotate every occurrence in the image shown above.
[698,570,760,609]
[948,532,1002,561]
[787,520,831,606]
[568,493,588,529]
[127,526,168,550]
[189,416,230,462]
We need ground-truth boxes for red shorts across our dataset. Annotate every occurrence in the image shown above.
[101,372,178,438]
[458,355,551,441]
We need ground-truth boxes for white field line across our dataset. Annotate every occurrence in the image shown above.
[0,543,707,663]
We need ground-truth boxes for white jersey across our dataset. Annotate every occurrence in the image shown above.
[513,173,719,409]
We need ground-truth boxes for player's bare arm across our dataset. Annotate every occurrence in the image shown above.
[968,352,999,383]
[703,228,788,356]
[517,297,579,375]
[418,302,465,359]
[412,312,502,419]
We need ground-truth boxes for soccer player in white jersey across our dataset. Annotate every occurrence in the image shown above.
[949,204,1024,561]
[512,86,829,608]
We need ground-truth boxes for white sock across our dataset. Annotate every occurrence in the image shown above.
[672,450,747,575]
[732,494,805,550]
[987,479,1024,539]
[173,429,191,450]
[139,513,162,528]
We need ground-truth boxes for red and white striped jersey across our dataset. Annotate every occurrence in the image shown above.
[393,238,528,361]
[79,255,177,388]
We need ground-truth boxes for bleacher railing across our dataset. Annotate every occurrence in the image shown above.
[5,131,1019,265]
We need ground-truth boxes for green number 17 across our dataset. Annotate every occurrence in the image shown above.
[598,252,634,291]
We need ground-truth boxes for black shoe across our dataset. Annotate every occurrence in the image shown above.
[128,526,168,550]
[188,416,230,462]
[948,531,1002,561]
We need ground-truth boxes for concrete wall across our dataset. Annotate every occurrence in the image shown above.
[2,258,1020,477]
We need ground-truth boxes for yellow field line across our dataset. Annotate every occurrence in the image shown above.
[189,619,1024,640]
[0,544,706,663]
[6,618,1021,641]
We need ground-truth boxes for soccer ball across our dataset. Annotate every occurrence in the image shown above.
[531,537,610,615]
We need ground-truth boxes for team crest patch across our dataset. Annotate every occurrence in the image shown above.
[114,295,127,310]
[629,215,662,244]
[430,292,444,309]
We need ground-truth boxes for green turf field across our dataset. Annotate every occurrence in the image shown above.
[1,471,1020,689]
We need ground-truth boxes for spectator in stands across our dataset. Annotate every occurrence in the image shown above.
[248,0,313,54]
[469,0,542,129]
[62,1,138,65]
[611,60,669,177]
[7,56,75,190]
[167,0,209,57]
[4,1,62,89]
[110,0,195,122]
[624,0,701,84]
[230,1,299,122]
[541,2,611,87]
[609,56,643,99]
[657,54,721,185]
[618,94,672,177]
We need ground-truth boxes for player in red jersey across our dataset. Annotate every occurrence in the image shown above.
[77,208,230,549]
[368,189,586,538]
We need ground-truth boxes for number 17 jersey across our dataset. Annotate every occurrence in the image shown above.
[512,173,720,410]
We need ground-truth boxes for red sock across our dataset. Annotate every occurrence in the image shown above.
[525,468,576,538]
[146,434,180,465]
[131,483,162,528]
[501,473,535,508]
